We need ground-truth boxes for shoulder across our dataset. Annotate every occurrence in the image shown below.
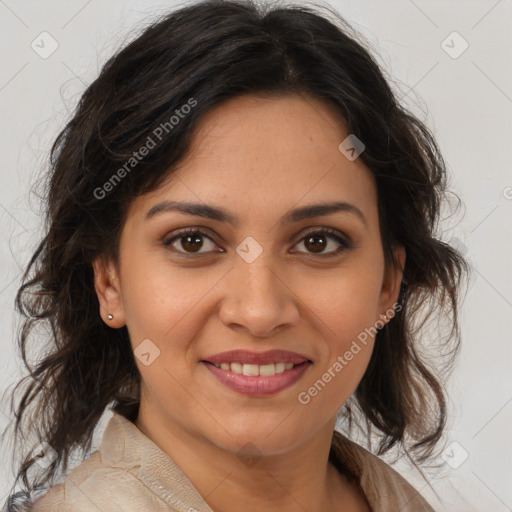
[31,452,133,512]
[29,411,214,512]
[31,448,170,512]
[330,430,436,512]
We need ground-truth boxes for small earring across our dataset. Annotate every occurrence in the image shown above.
[107,314,114,320]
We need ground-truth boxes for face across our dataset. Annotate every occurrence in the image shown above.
[94,93,405,457]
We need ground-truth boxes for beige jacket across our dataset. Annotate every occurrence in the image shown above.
[30,411,435,511]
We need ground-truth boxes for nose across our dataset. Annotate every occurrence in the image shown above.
[218,256,300,338]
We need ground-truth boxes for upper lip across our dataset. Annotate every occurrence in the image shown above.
[202,349,311,365]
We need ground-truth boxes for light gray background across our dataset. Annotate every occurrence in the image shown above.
[1,1,511,510]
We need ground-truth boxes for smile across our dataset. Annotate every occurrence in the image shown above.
[201,359,312,396]
[211,361,296,375]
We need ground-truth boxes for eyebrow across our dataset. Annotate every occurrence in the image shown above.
[145,200,368,228]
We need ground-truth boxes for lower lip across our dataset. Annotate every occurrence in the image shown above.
[201,361,311,397]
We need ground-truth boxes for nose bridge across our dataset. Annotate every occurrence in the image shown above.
[218,240,299,335]
[240,251,279,299]
[235,246,284,311]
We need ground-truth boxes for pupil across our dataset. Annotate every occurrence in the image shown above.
[306,235,326,253]
[182,234,203,252]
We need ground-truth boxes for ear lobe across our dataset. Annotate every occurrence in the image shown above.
[378,244,406,324]
[92,256,125,327]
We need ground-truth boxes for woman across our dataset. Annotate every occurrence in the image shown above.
[1,0,470,510]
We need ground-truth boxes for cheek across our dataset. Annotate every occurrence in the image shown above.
[120,255,215,343]
[298,325,375,414]
[304,270,382,344]
[298,271,380,402]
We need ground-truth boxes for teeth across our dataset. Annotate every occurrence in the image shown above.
[212,362,300,375]
[275,363,285,373]
[242,364,259,376]
[231,362,243,374]
[259,363,276,376]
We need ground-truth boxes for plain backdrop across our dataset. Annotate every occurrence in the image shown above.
[0,1,511,510]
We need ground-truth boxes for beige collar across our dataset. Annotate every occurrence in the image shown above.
[99,410,433,512]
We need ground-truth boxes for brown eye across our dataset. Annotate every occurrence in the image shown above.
[163,228,220,255]
[293,228,350,256]
[304,233,328,253]
[180,233,204,253]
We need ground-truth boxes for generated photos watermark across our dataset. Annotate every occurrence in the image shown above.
[93,97,198,200]
[297,302,402,405]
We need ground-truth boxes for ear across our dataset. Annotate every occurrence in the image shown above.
[92,256,126,328]
[376,243,406,326]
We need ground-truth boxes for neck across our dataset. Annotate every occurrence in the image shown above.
[134,406,368,512]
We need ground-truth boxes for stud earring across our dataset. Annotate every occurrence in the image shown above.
[107,314,114,320]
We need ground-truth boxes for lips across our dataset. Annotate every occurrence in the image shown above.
[200,349,312,397]
[202,349,311,366]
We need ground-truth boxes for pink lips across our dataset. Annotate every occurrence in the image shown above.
[203,349,310,366]
[201,349,312,397]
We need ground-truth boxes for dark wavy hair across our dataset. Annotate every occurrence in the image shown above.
[2,0,470,507]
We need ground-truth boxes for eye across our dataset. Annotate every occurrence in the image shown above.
[162,227,351,257]
[292,228,350,256]
[162,227,221,255]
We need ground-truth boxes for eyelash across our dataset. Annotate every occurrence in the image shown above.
[162,226,351,257]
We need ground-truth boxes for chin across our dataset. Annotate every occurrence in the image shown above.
[200,421,308,459]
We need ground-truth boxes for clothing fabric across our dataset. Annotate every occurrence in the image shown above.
[21,411,434,511]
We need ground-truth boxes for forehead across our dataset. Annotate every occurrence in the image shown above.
[126,94,378,230]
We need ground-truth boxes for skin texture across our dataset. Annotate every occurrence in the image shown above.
[93,93,405,512]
